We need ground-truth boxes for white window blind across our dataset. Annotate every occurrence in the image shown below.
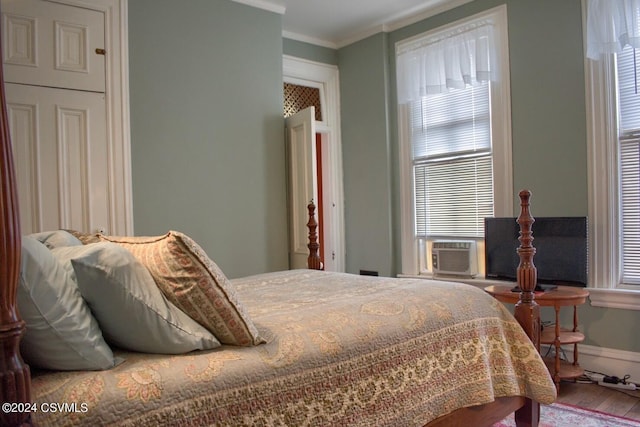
[618,45,640,285]
[410,81,494,238]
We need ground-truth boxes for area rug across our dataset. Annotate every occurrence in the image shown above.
[494,402,640,426]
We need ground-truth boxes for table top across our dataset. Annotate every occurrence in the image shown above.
[484,285,590,306]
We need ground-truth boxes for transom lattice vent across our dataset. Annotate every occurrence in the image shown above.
[284,83,322,121]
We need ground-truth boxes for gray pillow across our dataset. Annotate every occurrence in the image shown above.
[18,237,116,370]
[52,243,221,354]
[27,230,83,249]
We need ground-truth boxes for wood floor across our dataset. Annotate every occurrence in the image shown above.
[555,380,640,421]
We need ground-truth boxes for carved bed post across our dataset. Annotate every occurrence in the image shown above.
[0,19,32,426]
[514,189,540,426]
[307,200,322,270]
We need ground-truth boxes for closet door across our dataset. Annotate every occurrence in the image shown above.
[286,106,318,269]
[2,0,110,234]
[2,0,105,92]
[6,83,108,233]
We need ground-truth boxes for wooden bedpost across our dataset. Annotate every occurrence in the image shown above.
[514,189,540,427]
[0,19,32,426]
[307,200,322,270]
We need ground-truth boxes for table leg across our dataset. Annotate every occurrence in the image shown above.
[573,305,579,367]
[554,305,561,389]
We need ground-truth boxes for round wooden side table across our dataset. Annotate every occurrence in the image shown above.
[484,285,590,390]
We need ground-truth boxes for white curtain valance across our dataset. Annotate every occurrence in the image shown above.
[396,21,496,104]
[586,0,640,60]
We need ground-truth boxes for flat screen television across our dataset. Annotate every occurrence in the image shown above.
[484,216,588,287]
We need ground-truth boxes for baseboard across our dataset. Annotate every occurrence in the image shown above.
[542,343,640,383]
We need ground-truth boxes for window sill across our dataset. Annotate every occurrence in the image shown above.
[587,288,640,311]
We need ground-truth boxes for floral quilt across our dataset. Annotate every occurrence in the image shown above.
[31,270,556,426]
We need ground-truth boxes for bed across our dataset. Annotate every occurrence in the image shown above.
[0,48,555,427]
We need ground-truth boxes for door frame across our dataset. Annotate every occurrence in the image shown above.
[46,0,132,235]
[283,55,345,272]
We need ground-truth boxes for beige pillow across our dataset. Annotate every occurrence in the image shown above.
[64,229,101,245]
[100,231,263,346]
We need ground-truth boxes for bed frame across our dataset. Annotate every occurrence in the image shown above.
[0,50,541,427]
[306,194,541,427]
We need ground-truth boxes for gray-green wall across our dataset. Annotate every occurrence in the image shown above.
[283,38,338,65]
[128,0,287,278]
[335,0,640,354]
[129,1,639,354]
[507,0,587,213]
[338,34,395,277]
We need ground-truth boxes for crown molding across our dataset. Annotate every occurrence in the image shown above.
[230,0,285,15]
[282,31,337,49]
[284,0,475,49]
[386,0,475,32]
[335,25,387,49]
[241,0,476,49]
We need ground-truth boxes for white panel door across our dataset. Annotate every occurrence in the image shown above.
[2,0,105,92]
[6,83,108,234]
[286,106,318,269]
[2,0,111,235]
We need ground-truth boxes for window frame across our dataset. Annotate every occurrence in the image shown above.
[584,7,640,310]
[397,5,513,276]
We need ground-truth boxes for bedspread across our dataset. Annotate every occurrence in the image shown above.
[30,270,556,426]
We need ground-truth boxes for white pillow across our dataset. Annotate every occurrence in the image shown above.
[18,237,116,370]
[52,243,221,354]
[27,230,82,249]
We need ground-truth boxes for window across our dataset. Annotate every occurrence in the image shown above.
[585,0,640,309]
[396,6,512,276]
[618,46,640,285]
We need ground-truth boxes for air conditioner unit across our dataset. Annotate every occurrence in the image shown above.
[432,240,478,278]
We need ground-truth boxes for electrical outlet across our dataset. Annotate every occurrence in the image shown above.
[598,381,637,391]
[359,270,378,276]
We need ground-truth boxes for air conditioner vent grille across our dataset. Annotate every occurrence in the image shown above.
[432,240,478,278]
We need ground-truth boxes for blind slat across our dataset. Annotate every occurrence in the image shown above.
[410,82,491,161]
[618,46,640,133]
[414,155,493,238]
[619,133,640,283]
[618,43,640,284]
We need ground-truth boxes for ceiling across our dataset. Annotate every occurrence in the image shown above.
[232,0,475,48]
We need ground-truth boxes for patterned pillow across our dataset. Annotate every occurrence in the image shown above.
[64,229,101,245]
[99,231,263,346]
